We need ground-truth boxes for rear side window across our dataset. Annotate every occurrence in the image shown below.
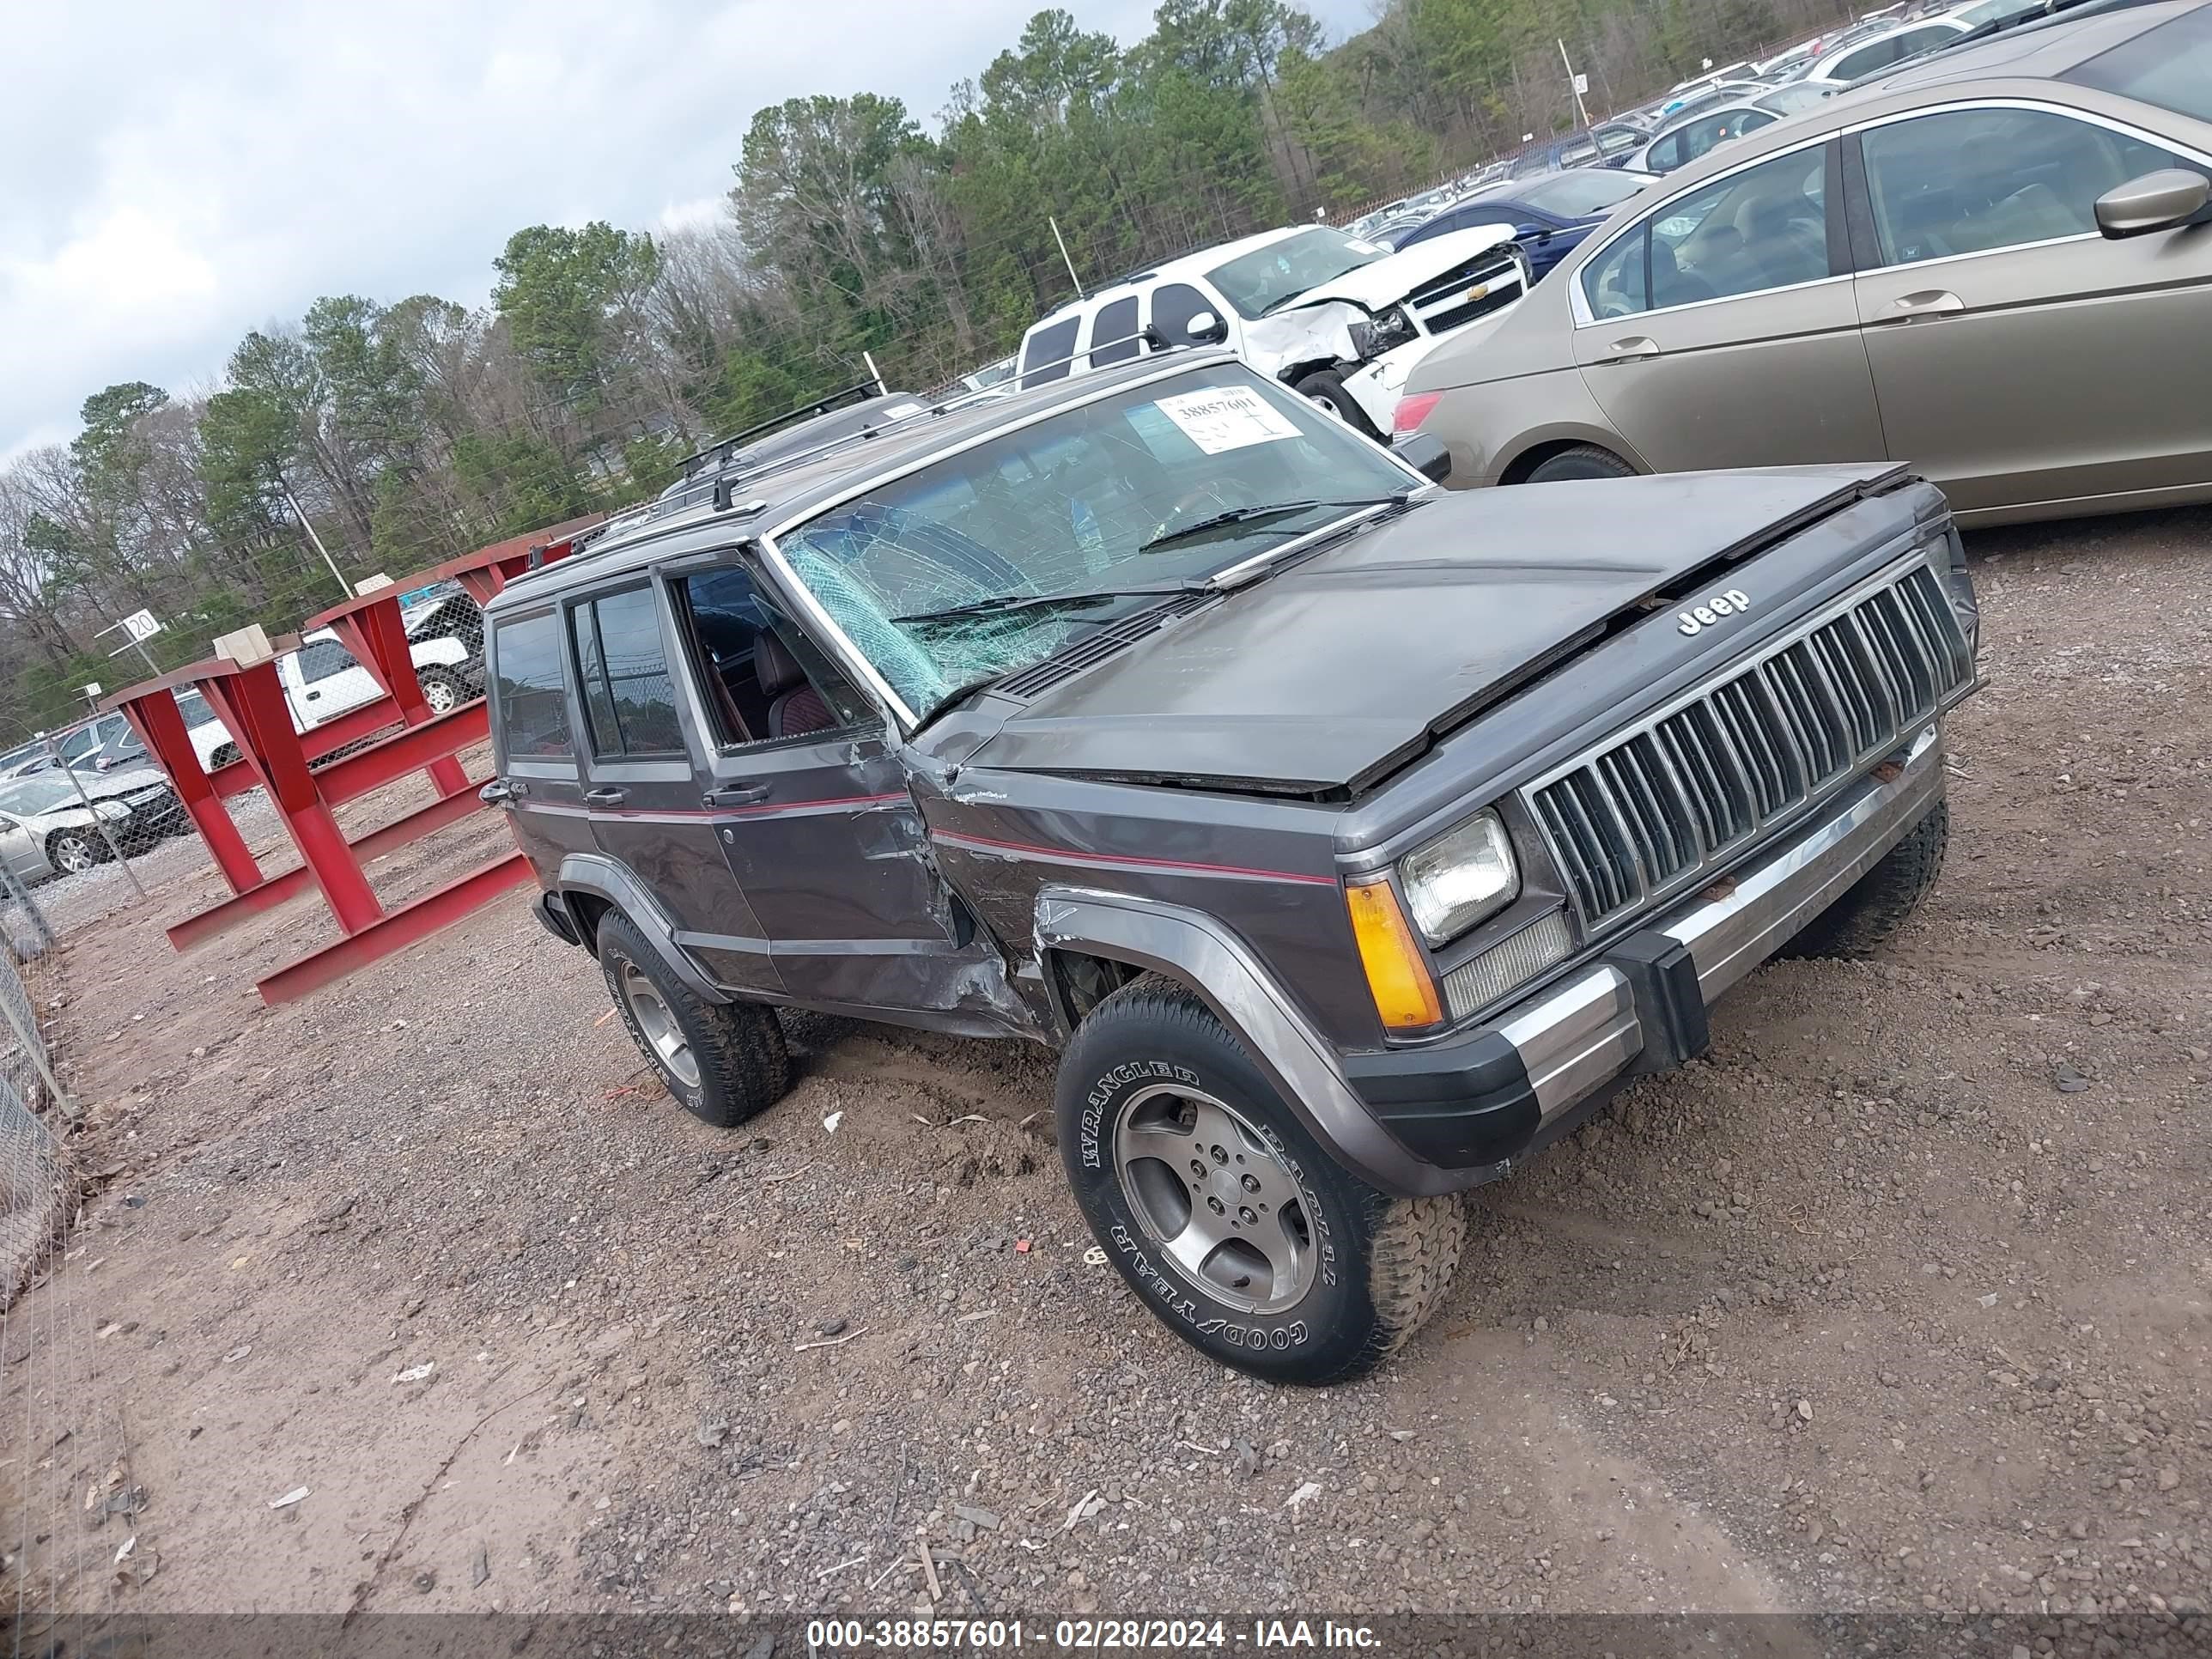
[1581,224,1650,318]
[1090,295,1141,367]
[1020,317,1080,387]
[1147,283,1217,345]
[571,586,684,757]
[491,611,572,758]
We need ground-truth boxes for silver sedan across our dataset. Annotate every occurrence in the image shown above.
[0,766,183,882]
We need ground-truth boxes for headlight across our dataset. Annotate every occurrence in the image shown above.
[1399,810,1519,945]
[1349,306,1418,360]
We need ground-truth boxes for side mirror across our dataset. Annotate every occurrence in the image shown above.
[2094,168,2209,239]
[1184,310,1229,344]
[1393,431,1453,483]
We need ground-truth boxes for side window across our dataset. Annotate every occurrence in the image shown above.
[1147,283,1218,345]
[1582,225,1651,319]
[1089,296,1141,367]
[1019,316,1080,387]
[674,567,867,747]
[295,639,357,683]
[1861,107,2188,267]
[1649,131,1684,173]
[1650,143,1829,306]
[1832,40,1899,82]
[570,586,684,757]
[1738,110,1777,136]
[491,611,572,758]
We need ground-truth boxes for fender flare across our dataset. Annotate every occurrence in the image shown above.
[1032,886,1449,1197]
[556,853,729,1006]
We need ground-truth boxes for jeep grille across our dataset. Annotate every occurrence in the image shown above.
[1528,562,1972,927]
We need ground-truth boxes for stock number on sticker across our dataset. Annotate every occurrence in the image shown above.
[809,1620,1030,1650]
[1056,1620,1230,1649]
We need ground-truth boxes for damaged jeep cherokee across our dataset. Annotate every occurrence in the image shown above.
[483,350,1978,1385]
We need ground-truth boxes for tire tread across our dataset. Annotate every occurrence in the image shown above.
[598,912,789,1127]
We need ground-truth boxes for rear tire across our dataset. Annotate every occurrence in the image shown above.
[1291,371,1383,441]
[1781,799,1948,961]
[1056,975,1463,1385]
[1523,444,1636,483]
[596,911,789,1127]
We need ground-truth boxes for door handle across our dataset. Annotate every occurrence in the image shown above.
[584,787,628,807]
[1593,336,1660,364]
[304,690,321,701]
[1880,289,1964,323]
[702,781,771,808]
[477,779,514,805]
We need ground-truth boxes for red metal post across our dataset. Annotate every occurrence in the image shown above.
[222,657,383,935]
[317,596,469,799]
[255,851,534,1005]
[116,687,262,895]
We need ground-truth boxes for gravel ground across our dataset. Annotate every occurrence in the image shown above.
[4,513,2209,1648]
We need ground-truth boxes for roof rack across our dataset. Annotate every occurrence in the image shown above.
[672,378,888,482]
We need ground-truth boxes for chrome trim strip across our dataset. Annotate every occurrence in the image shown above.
[1497,966,1644,1117]
[1663,725,1942,999]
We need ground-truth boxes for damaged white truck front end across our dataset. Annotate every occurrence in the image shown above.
[1247,225,1530,436]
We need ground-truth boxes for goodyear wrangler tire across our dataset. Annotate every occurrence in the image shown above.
[1056,975,1464,1385]
[597,911,789,1128]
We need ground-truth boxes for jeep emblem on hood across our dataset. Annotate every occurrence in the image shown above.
[1677,589,1753,636]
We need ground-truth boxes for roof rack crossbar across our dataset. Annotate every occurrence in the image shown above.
[674,378,887,477]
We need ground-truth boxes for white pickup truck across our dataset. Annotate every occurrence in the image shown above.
[186,595,483,772]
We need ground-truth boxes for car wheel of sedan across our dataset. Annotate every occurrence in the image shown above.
[418,669,463,714]
[47,831,104,875]
[1056,974,1465,1385]
[597,910,790,1128]
[1524,444,1637,483]
[1291,371,1382,441]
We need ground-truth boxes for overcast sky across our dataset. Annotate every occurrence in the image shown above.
[2,0,1375,465]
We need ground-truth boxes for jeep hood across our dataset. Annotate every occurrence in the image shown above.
[962,465,1907,795]
[1294,225,1520,311]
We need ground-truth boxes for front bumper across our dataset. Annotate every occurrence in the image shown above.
[1342,724,1948,1181]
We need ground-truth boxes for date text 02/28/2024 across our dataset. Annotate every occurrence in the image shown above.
[804,1619,1382,1650]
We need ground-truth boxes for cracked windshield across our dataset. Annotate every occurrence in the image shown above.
[773,367,1414,720]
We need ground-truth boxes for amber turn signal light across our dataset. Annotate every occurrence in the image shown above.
[1345,877,1443,1031]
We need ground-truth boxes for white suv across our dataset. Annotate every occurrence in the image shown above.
[1015,222,1528,440]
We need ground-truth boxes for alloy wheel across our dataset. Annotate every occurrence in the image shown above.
[54,836,96,874]
[1110,1084,1316,1315]
[617,960,699,1089]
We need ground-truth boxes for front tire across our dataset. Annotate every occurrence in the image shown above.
[597,911,790,1127]
[1782,799,1948,961]
[1056,975,1463,1384]
[1523,444,1636,483]
[47,831,104,875]
[1291,370,1383,441]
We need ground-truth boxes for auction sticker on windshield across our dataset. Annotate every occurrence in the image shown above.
[1153,386,1304,455]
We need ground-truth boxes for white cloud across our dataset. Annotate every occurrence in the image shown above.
[4,0,1373,456]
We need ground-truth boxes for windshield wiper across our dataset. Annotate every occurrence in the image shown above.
[892,580,1211,629]
[1139,494,1408,555]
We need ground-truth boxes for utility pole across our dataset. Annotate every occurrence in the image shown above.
[274,472,352,600]
[1559,38,1593,131]
[1049,216,1086,300]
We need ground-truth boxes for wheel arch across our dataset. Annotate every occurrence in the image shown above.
[1497,432,1644,486]
[554,853,729,1005]
[1031,887,1446,1196]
